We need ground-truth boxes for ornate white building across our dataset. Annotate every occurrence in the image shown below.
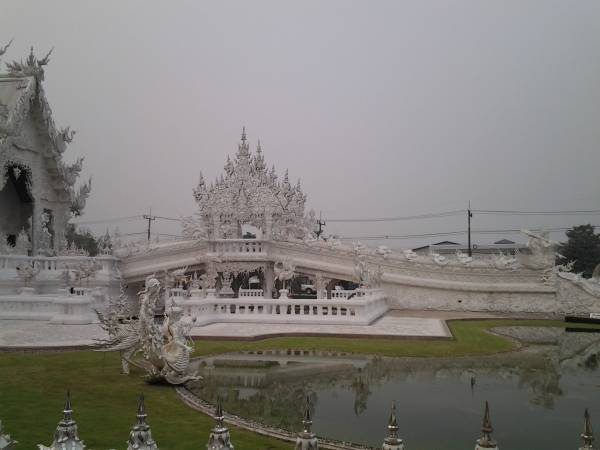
[0,41,91,256]
[183,127,309,241]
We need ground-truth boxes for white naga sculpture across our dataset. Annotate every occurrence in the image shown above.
[274,259,295,289]
[521,229,558,269]
[96,278,199,385]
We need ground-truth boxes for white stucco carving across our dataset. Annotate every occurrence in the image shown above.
[184,128,308,241]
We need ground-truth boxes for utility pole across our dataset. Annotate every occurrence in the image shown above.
[315,211,326,238]
[467,201,473,257]
[143,208,156,241]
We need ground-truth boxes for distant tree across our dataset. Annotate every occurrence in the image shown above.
[558,224,600,278]
[65,224,99,256]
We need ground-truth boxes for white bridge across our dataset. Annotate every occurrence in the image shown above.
[117,236,599,318]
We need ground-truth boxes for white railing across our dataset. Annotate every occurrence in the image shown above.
[172,289,388,326]
[0,289,95,324]
[0,254,119,272]
[209,239,265,254]
[239,289,264,297]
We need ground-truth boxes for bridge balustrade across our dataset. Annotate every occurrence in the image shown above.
[172,288,388,326]
[210,239,264,254]
[239,289,264,297]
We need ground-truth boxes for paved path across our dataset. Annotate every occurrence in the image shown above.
[0,313,452,348]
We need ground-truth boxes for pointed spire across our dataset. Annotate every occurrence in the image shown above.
[38,391,85,450]
[475,401,498,450]
[302,395,312,433]
[137,393,147,423]
[581,409,596,450]
[295,396,318,450]
[63,390,73,422]
[382,401,404,450]
[127,393,159,450]
[207,396,234,450]
[241,126,247,143]
[215,395,224,427]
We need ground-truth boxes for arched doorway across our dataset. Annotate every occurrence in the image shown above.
[0,164,33,249]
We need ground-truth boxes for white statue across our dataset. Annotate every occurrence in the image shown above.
[15,263,40,286]
[456,250,473,265]
[376,245,392,258]
[432,253,448,266]
[521,229,558,270]
[95,278,199,385]
[274,259,295,289]
[403,249,418,261]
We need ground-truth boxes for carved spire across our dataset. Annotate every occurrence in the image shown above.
[580,409,596,450]
[241,126,247,143]
[6,46,53,80]
[295,396,318,450]
[38,391,86,450]
[127,394,159,450]
[207,396,234,450]
[474,401,498,450]
[382,401,404,450]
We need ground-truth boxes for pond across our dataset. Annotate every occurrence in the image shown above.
[186,327,600,450]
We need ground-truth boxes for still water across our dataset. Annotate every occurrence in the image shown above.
[187,327,600,450]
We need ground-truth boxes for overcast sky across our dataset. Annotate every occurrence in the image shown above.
[2,1,599,247]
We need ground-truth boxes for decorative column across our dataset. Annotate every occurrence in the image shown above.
[474,401,498,450]
[295,396,318,450]
[31,198,43,256]
[264,262,274,299]
[382,401,404,450]
[264,208,273,241]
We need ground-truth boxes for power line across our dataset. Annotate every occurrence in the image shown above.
[71,215,143,225]
[326,210,464,223]
[472,209,600,216]
[336,225,599,241]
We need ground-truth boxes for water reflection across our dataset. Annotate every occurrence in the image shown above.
[186,328,600,450]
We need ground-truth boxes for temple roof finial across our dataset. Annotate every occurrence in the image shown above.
[581,408,596,450]
[302,395,312,433]
[382,401,404,450]
[127,393,159,450]
[295,396,318,450]
[207,396,234,450]
[137,393,147,423]
[241,127,247,143]
[215,395,224,427]
[63,390,73,422]
[475,401,498,450]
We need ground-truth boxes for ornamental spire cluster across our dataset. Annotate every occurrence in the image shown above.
[127,394,159,450]
[295,396,318,450]
[186,128,309,241]
[474,401,498,450]
[382,401,404,450]
[38,391,86,450]
[206,396,234,450]
[581,409,596,450]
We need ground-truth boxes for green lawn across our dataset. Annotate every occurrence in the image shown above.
[0,319,598,450]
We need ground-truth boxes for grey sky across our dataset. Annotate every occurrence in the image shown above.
[2,1,599,247]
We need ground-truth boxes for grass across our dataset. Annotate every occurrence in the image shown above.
[1,319,598,449]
